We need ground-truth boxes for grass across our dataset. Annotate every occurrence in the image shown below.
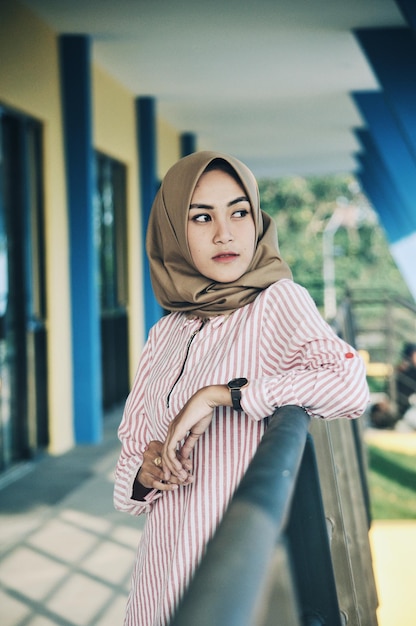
[366,444,416,520]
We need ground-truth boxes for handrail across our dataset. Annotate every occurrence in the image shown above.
[170,405,311,626]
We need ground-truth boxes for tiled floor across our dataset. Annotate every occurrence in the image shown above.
[0,408,143,626]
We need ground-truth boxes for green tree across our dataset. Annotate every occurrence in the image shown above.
[258,174,411,311]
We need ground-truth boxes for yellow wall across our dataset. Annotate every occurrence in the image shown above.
[0,0,74,453]
[157,118,181,178]
[92,67,184,372]
[92,65,145,376]
[0,1,183,455]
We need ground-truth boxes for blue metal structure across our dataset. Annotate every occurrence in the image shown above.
[352,13,416,301]
[355,27,416,155]
[352,91,416,238]
[354,129,413,243]
[395,0,416,30]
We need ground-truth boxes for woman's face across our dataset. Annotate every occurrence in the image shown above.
[187,168,256,283]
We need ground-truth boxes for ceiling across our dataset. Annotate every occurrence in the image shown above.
[22,0,406,178]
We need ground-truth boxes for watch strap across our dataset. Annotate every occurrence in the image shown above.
[230,388,243,411]
[227,377,248,411]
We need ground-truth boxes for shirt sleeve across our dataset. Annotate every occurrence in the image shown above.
[241,281,370,421]
[113,329,163,516]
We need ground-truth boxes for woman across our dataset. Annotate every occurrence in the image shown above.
[114,151,369,625]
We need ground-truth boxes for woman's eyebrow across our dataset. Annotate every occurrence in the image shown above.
[228,195,249,207]
[189,203,213,210]
[189,196,249,210]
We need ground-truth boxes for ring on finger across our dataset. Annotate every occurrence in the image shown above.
[154,456,162,467]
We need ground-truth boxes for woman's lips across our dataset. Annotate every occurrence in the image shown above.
[212,252,239,262]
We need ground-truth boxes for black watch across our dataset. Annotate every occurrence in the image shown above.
[227,377,249,411]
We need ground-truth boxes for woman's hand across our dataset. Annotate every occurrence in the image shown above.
[162,385,231,480]
[137,440,194,492]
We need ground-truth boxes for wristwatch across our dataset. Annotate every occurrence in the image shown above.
[227,377,249,411]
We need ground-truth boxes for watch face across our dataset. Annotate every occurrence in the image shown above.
[229,377,248,389]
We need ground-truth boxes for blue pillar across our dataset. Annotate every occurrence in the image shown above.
[180,132,197,157]
[351,91,416,235]
[354,27,416,158]
[59,35,102,443]
[136,96,163,334]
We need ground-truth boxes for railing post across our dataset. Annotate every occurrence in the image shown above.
[310,418,379,625]
[287,436,343,626]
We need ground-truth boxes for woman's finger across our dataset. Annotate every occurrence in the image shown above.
[163,444,189,481]
[138,464,192,490]
[176,451,193,473]
[161,421,191,479]
[179,431,200,461]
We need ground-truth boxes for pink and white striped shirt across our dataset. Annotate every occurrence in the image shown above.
[114,279,369,625]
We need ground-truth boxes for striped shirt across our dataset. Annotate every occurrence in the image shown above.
[114,279,369,625]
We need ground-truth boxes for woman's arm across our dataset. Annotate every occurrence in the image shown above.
[161,281,370,478]
[242,280,370,421]
[113,325,197,514]
[113,335,165,515]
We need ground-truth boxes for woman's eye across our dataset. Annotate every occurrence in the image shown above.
[233,209,250,218]
[191,213,211,223]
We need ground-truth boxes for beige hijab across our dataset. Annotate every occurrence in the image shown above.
[146,151,292,318]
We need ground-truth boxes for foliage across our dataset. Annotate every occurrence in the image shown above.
[258,174,412,309]
[366,444,416,519]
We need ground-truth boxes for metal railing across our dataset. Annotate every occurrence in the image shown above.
[170,406,346,626]
[338,288,416,409]
[170,403,378,626]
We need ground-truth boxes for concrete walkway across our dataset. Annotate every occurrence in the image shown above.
[0,406,143,626]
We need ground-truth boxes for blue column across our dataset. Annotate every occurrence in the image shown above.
[180,132,197,157]
[136,97,163,335]
[354,27,416,158]
[59,35,102,443]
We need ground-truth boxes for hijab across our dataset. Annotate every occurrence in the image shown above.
[146,151,292,318]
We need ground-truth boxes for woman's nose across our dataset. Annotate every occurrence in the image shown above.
[214,220,233,243]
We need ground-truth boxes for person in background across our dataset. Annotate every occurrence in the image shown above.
[113,151,370,626]
[395,342,416,419]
